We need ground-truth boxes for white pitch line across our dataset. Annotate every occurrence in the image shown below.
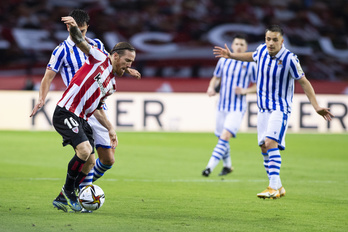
[14,178,342,184]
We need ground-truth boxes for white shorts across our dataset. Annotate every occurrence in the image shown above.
[257,110,290,150]
[215,110,244,137]
[87,108,112,149]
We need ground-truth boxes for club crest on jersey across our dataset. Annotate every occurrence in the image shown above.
[72,126,79,133]
[277,60,283,68]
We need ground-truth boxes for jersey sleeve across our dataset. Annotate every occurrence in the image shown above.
[47,43,66,73]
[86,46,108,64]
[252,43,265,62]
[249,62,257,83]
[289,55,305,80]
[213,58,225,78]
[93,39,109,55]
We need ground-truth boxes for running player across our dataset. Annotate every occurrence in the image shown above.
[202,34,257,177]
[213,25,333,199]
[30,9,140,212]
[52,15,135,212]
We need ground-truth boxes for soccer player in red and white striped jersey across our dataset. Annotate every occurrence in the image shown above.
[50,16,137,211]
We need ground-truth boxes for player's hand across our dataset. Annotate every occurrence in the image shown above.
[30,99,44,117]
[213,44,232,59]
[61,16,77,27]
[235,87,246,95]
[109,130,118,149]
[206,86,216,97]
[316,107,334,121]
[126,68,141,79]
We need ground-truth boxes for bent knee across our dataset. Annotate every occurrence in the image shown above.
[76,142,93,160]
[97,147,115,166]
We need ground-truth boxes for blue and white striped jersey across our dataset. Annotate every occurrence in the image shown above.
[47,36,108,87]
[214,58,256,113]
[252,43,304,114]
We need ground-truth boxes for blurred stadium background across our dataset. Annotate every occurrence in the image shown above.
[0,0,348,93]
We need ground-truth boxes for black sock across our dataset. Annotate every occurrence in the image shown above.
[64,154,86,192]
[75,172,88,190]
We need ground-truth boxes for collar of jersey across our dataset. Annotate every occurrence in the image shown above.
[268,44,286,60]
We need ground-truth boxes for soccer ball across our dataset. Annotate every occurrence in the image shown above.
[78,184,105,211]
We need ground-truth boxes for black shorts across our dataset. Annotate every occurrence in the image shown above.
[52,106,94,151]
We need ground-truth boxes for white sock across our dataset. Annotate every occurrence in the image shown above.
[222,143,231,167]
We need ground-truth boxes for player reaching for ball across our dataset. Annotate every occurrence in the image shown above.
[213,25,333,199]
[30,10,139,212]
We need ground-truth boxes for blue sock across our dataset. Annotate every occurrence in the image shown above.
[261,152,269,179]
[93,158,112,182]
[79,171,93,190]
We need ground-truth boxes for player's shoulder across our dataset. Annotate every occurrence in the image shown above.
[86,37,104,46]
[52,41,69,55]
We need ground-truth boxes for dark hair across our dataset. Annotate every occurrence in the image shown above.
[69,9,90,27]
[233,33,248,42]
[265,25,284,36]
[110,42,136,56]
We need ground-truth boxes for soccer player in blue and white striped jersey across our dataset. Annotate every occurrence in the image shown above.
[214,25,333,199]
[31,9,140,212]
[202,34,257,177]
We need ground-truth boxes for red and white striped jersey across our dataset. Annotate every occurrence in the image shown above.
[57,47,116,120]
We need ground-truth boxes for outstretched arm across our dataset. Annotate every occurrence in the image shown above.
[298,76,334,121]
[30,69,57,117]
[61,16,91,55]
[213,44,254,62]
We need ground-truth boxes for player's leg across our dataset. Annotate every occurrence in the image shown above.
[260,144,270,179]
[75,153,96,190]
[93,146,115,182]
[217,129,233,176]
[79,114,115,189]
[257,110,288,199]
[217,111,244,176]
[52,106,94,211]
[202,111,226,177]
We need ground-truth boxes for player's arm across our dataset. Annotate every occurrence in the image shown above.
[213,44,254,62]
[207,76,220,97]
[93,108,118,148]
[30,69,57,117]
[235,83,257,95]
[298,76,333,121]
[61,16,91,55]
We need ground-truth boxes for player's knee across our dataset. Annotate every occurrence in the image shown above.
[97,148,115,166]
[76,142,93,160]
[264,139,277,151]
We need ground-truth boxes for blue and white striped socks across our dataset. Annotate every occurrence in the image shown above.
[261,152,269,179]
[79,158,112,190]
[93,158,112,182]
[206,138,229,171]
[268,148,282,190]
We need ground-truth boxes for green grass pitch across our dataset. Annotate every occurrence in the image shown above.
[0,131,347,232]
